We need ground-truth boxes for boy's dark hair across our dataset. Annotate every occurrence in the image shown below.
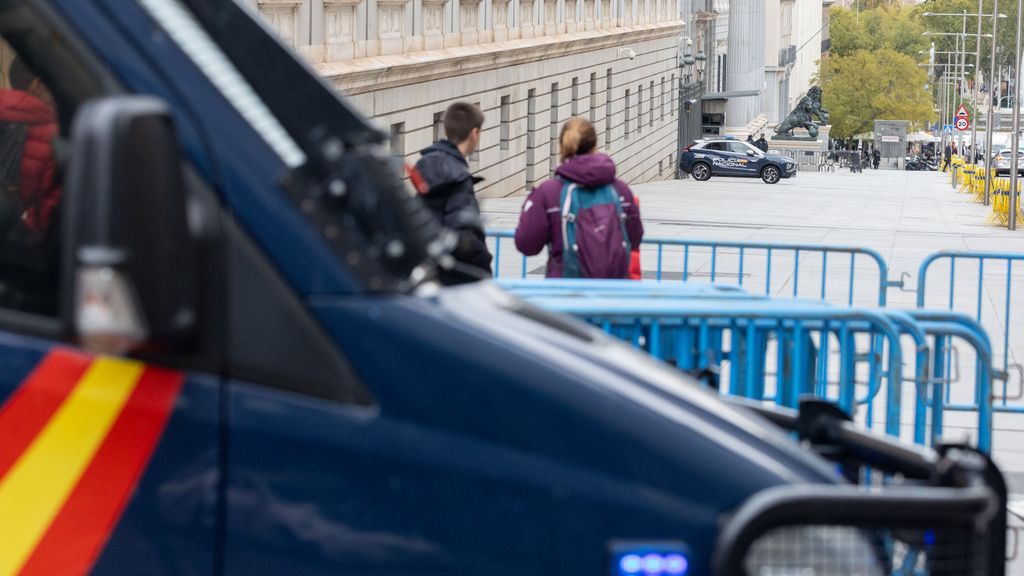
[8,58,36,91]
[443,102,484,143]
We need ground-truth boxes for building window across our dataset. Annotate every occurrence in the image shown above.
[625,88,631,140]
[571,77,579,116]
[671,73,676,118]
[649,80,654,127]
[433,111,444,142]
[717,55,723,92]
[590,72,598,123]
[390,122,405,155]
[637,84,643,134]
[550,82,560,170]
[527,88,537,189]
[470,101,481,168]
[660,76,666,121]
[500,95,511,151]
[605,68,613,150]
[722,54,727,91]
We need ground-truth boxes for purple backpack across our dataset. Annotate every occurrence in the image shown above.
[559,180,631,278]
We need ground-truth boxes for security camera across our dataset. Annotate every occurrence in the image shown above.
[618,47,636,60]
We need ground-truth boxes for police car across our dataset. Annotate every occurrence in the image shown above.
[679,137,798,184]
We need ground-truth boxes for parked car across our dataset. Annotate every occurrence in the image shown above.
[990,149,1024,176]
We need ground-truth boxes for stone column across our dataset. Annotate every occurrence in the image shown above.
[725,0,765,128]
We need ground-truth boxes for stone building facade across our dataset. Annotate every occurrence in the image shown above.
[687,0,828,135]
[243,0,685,198]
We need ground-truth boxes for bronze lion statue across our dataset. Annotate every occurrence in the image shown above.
[775,86,830,138]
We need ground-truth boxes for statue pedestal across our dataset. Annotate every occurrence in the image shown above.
[768,124,831,152]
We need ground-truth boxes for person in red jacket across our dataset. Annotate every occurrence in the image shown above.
[0,58,61,314]
[0,57,60,235]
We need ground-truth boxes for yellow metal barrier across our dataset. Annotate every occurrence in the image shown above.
[987,177,1024,226]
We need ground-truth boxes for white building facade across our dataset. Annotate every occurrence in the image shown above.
[245,0,685,198]
[693,0,827,135]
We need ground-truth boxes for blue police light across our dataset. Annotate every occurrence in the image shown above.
[611,543,690,576]
[664,554,688,574]
[619,555,642,573]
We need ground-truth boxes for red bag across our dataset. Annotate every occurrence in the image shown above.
[629,196,641,280]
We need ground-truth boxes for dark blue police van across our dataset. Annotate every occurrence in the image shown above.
[680,138,798,184]
[0,0,1006,574]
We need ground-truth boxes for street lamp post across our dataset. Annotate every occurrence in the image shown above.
[975,0,983,160]
[984,0,998,206]
[924,12,1006,166]
[922,60,974,152]
[1009,0,1022,230]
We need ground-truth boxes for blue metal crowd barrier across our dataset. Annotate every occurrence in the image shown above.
[505,280,995,452]
[486,230,895,307]
[488,232,1009,452]
[917,251,1023,416]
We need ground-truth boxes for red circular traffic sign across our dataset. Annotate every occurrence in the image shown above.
[955,117,970,131]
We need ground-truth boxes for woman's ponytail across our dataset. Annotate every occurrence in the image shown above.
[559,117,598,163]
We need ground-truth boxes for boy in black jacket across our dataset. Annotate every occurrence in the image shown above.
[415,102,493,284]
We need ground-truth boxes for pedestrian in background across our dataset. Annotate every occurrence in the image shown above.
[755,133,769,153]
[415,102,493,284]
[515,117,643,278]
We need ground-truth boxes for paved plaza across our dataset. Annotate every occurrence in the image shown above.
[483,168,1024,519]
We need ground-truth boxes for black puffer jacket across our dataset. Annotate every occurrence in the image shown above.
[415,140,492,284]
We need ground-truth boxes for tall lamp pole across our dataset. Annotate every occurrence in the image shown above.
[984,0,999,206]
[975,0,983,158]
[1008,0,1022,230]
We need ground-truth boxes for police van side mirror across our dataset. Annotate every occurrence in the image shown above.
[64,96,198,354]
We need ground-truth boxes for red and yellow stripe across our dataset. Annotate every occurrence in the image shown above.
[0,349,183,576]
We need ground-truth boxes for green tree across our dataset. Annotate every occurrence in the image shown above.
[819,48,937,137]
[830,6,928,58]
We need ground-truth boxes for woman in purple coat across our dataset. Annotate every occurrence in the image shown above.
[514,117,643,278]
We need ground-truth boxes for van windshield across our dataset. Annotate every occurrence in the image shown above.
[146,0,442,293]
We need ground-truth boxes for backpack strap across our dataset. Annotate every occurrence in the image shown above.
[558,180,582,277]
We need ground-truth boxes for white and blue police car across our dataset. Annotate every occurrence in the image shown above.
[679,137,798,184]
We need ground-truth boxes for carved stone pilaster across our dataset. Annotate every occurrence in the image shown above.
[323,0,361,60]
[493,0,510,41]
[258,0,302,45]
[543,0,556,35]
[459,0,481,45]
[422,0,445,48]
[378,0,407,55]
[520,0,535,38]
